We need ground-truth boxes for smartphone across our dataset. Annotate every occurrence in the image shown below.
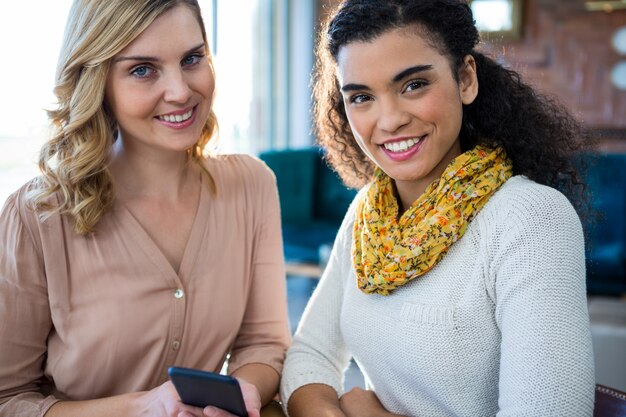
[168,366,247,417]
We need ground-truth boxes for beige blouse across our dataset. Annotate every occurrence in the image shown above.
[0,154,291,416]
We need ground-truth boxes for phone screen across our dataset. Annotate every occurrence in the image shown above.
[168,366,248,417]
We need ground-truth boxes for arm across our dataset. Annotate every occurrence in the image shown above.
[491,187,595,416]
[339,388,407,417]
[227,160,291,406]
[0,193,58,416]
[288,384,345,417]
[280,197,361,417]
[233,363,280,408]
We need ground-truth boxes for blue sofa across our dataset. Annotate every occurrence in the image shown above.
[259,147,358,266]
[575,152,626,296]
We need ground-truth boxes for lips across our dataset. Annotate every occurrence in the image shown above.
[158,108,193,123]
[154,106,197,129]
[382,136,423,153]
[380,135,426,161]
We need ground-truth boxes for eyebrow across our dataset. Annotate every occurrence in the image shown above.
[392,64,433,82]
[113,42,206,63]
[340,64,434,93]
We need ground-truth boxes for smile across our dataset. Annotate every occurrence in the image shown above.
[382,137,423,153]
[157,108,194,123]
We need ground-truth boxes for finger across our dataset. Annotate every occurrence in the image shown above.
[203,406,236,417]
[178,404,204,417]
[179,411,204,417]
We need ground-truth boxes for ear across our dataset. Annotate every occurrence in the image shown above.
[458,54,478,105]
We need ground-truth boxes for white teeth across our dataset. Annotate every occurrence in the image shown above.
[383,137,421,153]
[159,109,193,123]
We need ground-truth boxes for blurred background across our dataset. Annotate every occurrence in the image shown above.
[0,0,624,392]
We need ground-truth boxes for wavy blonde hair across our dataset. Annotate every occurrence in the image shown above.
[31,0,218,234]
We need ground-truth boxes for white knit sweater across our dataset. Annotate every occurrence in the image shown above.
[280,176,595,417]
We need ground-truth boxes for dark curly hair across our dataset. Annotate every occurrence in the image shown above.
[314,0,591,207]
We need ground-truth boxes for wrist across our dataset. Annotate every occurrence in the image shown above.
[126,391,149,416]
[287,389,346,417]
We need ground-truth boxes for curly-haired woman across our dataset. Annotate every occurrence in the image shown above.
[280,1,595,416]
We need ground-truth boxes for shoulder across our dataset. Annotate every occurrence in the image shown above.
[476,179,586,310]
[480,175,581,232]
[474,176,585,280]
[204,153,277,191]
[1,177,49,249]
[2,177,46,220]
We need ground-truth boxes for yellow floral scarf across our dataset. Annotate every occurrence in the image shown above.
[353,146,512,295]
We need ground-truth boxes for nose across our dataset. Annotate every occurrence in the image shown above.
[376,97,411,133]
[162,69,192,104]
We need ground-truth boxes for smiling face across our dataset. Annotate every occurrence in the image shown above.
[105,4,214,155]
[336,27,478,208]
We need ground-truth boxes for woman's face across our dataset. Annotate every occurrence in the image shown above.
[336,27,478,205]
[105,4,214,155]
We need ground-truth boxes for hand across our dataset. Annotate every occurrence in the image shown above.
[135,380,205,417]
[339,387,405,417]
[203,378,261,417]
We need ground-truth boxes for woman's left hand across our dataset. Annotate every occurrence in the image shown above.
[202,378,261,417]
[339,387,406,417]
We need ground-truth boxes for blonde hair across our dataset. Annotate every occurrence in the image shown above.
[32,0,218,234]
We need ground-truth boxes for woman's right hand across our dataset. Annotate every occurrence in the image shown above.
[44,380,205,417]
[135,380,205,417]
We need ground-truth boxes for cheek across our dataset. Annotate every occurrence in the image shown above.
[345,109,371,140]
[195,67,216,99]
[115,89,159,120]
[424,90,464,128]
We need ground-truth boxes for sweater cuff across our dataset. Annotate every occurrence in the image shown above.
[280,371,343,416]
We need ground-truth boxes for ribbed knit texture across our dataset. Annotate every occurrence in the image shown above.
[280,176,595,417]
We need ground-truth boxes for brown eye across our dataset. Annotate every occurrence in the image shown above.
[404,79,428,92]
[350,93,372,104]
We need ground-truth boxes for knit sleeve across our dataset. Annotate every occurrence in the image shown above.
[0,189,60,416]
[489,184,595,416]
[279,190,363,411]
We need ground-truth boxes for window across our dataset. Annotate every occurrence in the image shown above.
[470,0,523,40]
[0,0,306,206]
[208,0,280,154]
[0,1,72,205]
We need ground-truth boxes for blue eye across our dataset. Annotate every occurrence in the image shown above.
[182,53,204,66]
[130,65,154,78]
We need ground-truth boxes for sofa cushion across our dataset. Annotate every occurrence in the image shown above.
[282,221,340,264]
[314,155,358,224]
[576,152,626,295]
[259,148,318,225]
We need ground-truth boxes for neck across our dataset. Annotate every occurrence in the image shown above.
[109,139,199,200]
[394,142,463,212]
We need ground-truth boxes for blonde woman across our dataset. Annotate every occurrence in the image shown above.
[0,1,290,416]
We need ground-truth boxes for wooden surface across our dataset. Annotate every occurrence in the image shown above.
[285,262,323,278]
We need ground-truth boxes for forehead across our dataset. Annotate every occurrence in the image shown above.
[335,28,449,85]
[116,5,203,56]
